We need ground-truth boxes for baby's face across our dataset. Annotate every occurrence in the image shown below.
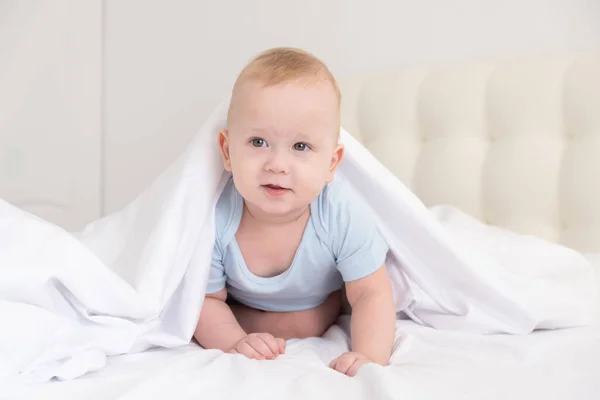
[220,80,342,217]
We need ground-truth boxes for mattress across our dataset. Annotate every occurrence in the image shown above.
[10,256,600,400]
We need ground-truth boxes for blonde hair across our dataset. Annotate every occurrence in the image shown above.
[227,47,341,126]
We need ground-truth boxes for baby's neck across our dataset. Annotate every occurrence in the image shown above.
[242,202,309,227]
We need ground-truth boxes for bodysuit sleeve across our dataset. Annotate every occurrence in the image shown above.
[205,178,237,294]
[320,179,389,282]
[205,240,226,294]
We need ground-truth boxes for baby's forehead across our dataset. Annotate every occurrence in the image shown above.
[236,80,336,103]
[231,82,338,123]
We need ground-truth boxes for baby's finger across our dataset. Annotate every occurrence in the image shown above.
[333,355,356,375]
[239,342,265,360]
[276,338,286,354]
[346,359,363,377]
[256,334,280,356]
[247,336,276,359]
[328,355,341,369]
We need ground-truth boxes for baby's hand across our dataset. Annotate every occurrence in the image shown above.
[329,351,372,377]
[228,333,286,360]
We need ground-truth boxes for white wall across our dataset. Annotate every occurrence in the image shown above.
[0,1,101,230]
[2,1,599,228]
[103,0,600,214]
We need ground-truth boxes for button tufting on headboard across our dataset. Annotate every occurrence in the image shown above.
[340,54,600,253]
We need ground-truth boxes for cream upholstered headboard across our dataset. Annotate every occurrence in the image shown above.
[339,54,600,253]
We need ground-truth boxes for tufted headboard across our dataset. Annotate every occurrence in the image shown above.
[339,54,600,253]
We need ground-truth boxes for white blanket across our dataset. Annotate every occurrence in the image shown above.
[0,101,597,390]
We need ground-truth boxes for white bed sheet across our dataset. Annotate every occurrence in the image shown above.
[10,258,600,400]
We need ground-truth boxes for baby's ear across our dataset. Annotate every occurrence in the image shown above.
[218,129,232,171]
[327,143,344,182]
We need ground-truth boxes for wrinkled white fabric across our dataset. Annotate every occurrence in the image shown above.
[0,101,597,388]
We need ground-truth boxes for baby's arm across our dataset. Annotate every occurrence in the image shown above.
[194,288,246,350]
[194,289,285,359]
[329,265,396,375]
[321,180,395,375]
[346,265,395,363]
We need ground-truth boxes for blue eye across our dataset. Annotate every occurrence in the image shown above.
[251,138,267,147]
[293,142,310,151]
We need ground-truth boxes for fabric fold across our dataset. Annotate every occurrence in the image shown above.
[0,100,596,386]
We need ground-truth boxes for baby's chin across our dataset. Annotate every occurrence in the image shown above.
[255,201,306,217]
[247,196,310,219]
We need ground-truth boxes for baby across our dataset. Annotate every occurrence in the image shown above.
[194,48,396,377]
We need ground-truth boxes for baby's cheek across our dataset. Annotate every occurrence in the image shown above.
[232,152,256,171]
[300,173,328,199]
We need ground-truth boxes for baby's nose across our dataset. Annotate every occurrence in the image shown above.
[265,152,290,174]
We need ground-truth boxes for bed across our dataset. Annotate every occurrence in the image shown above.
[12,53,600,400]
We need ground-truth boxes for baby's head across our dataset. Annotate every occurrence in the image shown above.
[219,47,344,217]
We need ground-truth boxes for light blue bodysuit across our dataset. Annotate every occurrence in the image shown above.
[206,177,389,312]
